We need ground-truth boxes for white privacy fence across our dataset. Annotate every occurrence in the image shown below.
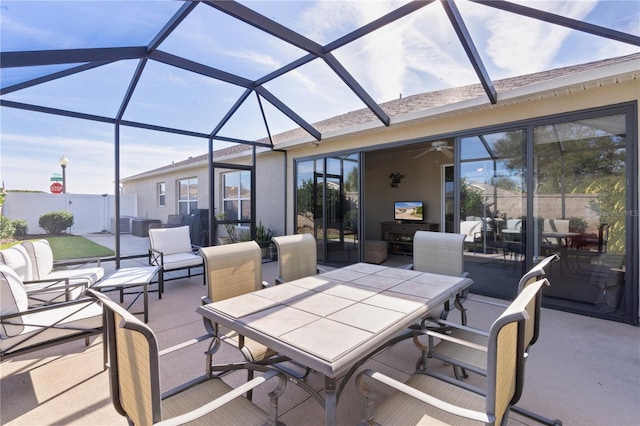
[2,192,138,235]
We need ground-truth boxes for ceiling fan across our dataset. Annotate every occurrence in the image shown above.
[409,141,453,159]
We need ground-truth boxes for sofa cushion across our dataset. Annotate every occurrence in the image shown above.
[149,226,193,256]
[0,245,33,281]
[0,265,28,338]
[0,299,102,353]
[22,240,54,280]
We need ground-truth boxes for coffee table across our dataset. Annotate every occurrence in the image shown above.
[93,266,160,323]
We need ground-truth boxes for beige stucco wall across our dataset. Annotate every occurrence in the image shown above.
[364,150,444,239]
[283,78,638,240]
[122,78,638,309]
[122,163,209,221]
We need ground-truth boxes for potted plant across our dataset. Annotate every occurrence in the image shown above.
[216,212,237,244]
[255,221,274,258]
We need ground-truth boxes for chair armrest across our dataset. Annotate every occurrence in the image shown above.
[274,276,285,285]
[25,280,89,295]
[464,295,508,308]
[426,330,488,352]
[158,334,215,357]
[24,278,89,304]
[1,297,98,320]
[24,277,71,287]
[357,369,492,424]
[149,248,165,266]
[54,256,102,268]
[425,318,490,338]
[156,370,286,426]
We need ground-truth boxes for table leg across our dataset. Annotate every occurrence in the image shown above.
[325,376,337,426]
[143,282,149,323]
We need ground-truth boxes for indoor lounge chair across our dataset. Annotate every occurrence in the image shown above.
[148,225,204,296]
[1,265,103,362]
[356,279,545,425]
[87,289,286,426]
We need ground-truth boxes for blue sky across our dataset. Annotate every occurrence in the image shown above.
[1,0,638,194]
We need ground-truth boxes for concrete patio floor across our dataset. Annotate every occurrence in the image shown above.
[1,234,639,425]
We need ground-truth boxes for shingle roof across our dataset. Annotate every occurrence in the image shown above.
[124,52,639,180]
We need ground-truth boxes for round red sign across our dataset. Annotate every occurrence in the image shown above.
[50,182,63,194]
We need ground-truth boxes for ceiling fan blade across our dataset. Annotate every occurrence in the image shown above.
[413,149,432,159]
[442,149,453,158]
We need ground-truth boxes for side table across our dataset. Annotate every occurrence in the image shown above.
[93,266,160,323]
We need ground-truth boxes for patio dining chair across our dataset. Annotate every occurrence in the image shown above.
[271,233,325,285]
[356,279,544,426]
[200,242,276,381]
[199,242,310,391]
[405,231,469,324]
[87,289,286,426]
[422,254,561,425]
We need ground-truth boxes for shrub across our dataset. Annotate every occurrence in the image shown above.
[39,211,74,234]
[12,219,28,237]
[0,216,15,240]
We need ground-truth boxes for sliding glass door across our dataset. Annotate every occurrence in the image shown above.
[458,106,635,322]
[295,154,360,266]
[459,130,527,299]
[533,113,630,320]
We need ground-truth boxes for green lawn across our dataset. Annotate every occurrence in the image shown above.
[1,235,114,260]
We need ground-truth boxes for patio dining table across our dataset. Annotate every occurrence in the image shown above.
[197,262,473,425]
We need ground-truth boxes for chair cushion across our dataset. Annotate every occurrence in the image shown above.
[46,267,104,287]
[506,218,522,231]
[0,245,34,281]
[0,265,28,338]
[460,220,481,241]
[22,240,54,280]
[149,226,193,256]
[160,253,203,271]
[0,299,102,352]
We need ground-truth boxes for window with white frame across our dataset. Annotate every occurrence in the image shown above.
[178,178,197,215]
[222,171,251,222]
[157,182,166,206]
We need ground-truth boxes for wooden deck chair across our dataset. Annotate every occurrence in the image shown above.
[87,289,286,426]
[356,280,543,425]
[272,233,323,285]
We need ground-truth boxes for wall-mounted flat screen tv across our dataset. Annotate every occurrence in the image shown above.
[394,201,424,222]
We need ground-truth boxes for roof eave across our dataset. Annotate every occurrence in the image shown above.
[274,58,639,149]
